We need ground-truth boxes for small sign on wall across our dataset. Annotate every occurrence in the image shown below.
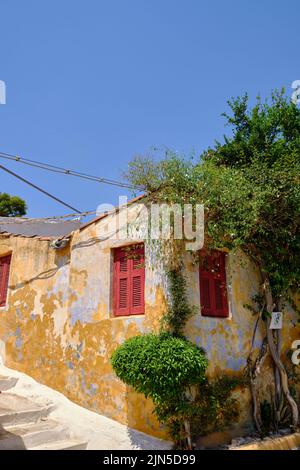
[291,340,300,365]
[269,312,283,329]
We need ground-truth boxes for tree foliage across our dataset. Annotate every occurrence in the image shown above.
[126,89,300,429]
[127,90,300,303]
[0,192,27,217]
[111,333,208,403]
[111,332,208,444]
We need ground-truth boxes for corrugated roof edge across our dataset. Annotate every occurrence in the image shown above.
[0,194,146,241]
[0,231,55,241]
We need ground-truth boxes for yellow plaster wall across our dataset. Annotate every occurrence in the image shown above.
[0,210,299,441]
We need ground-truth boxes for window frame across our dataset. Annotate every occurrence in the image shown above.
[0,253,12,308]
[199,249,229,318]
[113,244,145,317]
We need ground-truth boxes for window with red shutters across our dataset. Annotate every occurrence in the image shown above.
[199,250,229,318]
[0,254,11,307]
[113,244,145,316]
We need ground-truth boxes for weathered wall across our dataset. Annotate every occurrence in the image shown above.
[0,207,299,441]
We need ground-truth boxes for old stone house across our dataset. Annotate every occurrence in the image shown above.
[0,199,299,443]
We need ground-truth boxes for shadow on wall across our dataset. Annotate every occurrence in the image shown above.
[123,385,169,449]
[121,379,256,449]
[9,249,70,291]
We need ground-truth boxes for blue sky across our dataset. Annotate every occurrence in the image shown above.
[0,0,299,217]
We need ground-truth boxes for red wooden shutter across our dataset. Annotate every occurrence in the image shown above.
[113,245,145,316]
[130,245,145,315]
[0,254,11,307]
[114,249,130,316]
[199,250,228,318]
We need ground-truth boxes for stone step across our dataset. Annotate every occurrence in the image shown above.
[0,419,67,450]
[30,439,87,450]
[0,393,54,427]
[0,375,18,392]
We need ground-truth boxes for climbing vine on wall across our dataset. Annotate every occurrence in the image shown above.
[125,90,300,432]
[160,267,196,336]
[111,254,243,448]
[160,265,244,445]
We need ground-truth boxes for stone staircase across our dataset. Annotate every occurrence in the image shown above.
[0,374,87,450]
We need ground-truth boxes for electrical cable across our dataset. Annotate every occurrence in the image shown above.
[0,209,97,222]
[0,164,82,214]
[0,151,144,191]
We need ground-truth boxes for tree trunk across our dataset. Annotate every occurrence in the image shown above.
[248,334,268,434]
[247,305,268,433]
[249,357,264,433]
[183,420,192,449]
[261,270,299,429]
[274,329,282,427]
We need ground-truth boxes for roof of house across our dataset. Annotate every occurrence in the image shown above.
[0,217,82,239]
[0,195,146,240]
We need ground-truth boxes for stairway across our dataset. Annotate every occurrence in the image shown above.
[0,374,87,450]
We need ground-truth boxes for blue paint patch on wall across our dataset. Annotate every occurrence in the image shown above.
[203,333,213,354]
[15,336,23,349]
[80,368,87,391]
[226,355,246,371]
[13,326,23,350]
[87,383,98,396]
[194,335,202,346]
[16,308,22,319]
[191,315,202,330]
[70,302,94,326]
[14,326,21,337]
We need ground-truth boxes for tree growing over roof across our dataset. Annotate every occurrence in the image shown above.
[0,192,27,217]
[126,89,300,431]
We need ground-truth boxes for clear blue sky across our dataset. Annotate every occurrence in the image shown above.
[0,0,299,217]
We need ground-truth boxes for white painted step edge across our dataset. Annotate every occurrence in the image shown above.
[29,439,87,450]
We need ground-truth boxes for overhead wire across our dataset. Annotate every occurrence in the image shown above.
[0,209,97,222]
[0,164,82,214]
[0,151,144,191]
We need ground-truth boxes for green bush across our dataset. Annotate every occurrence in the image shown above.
[111,333,208,405]
[111,323,244,447]
[192,375,244,437]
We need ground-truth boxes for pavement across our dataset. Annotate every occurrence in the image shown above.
[0,364,172,450]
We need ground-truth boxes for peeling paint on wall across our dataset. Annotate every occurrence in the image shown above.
[0,208,299,441]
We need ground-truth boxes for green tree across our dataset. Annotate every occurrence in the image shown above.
[112,333,208,447]
[126,90,300,430]
[0,192,27,217]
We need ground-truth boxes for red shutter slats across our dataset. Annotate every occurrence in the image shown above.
[214,279,223,310]
[131,245,145,314]
[113,245,145,316]
[200,278,211,314]
[0,254,11,307]
[199,250,229,318]
[119,278,128,309]
[132,276,142,306]
[114,250,130,316]
[120,256,128,272]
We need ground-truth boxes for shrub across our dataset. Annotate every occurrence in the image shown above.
[191,375,245,437]
[112,332,208,446]
[111,333,208,405]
